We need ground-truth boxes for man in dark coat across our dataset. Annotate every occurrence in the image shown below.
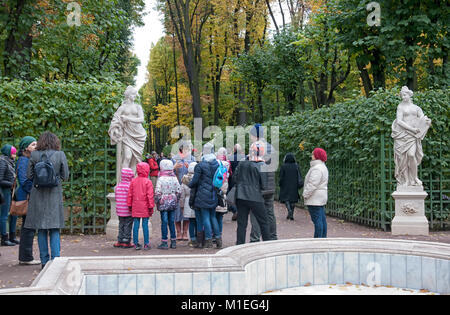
[234,141,273,245]
[248,124,278,242]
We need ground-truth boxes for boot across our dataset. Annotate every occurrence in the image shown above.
[286,202,294,220]
[216,237,223,249]
[9,232,19,245]
[1,234,15,246]
[205,239,213,248]
[195,232,204,248]
[170,240,176,249]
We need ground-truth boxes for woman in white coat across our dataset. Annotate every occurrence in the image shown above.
[302,148,328,238]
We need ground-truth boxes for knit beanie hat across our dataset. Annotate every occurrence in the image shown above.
[1,144,15,158]
[19,136,37,153]
[313,148,327,162]
[160,159,174,171]
[250,123,264,139]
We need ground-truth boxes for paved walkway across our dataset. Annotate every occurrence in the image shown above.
[0,201,449,289]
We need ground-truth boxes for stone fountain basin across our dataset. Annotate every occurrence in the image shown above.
[0,238,448,295]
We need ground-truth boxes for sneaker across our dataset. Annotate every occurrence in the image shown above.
[121,243,134,249]
[157,242,168,250]
[232,213,238,221]
[134,243,142,250]
[170,240,176,249]
[113,242,123,248]
[143,244,151,250]
[19,260,41,265]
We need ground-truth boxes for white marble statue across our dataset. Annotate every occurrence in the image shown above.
[391,86,432,187]
[108,86,147,178]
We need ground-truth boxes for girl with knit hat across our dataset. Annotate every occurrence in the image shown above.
[0,144,17,246]
[303,148,329,238]
[16,136,41,264]
[155,159,181,249]
[114,168,135,248]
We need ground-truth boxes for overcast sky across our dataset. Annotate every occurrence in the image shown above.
[131,0,289,91]
[132,0,164,90]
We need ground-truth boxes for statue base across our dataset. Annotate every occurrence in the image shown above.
[391,185,429,236]
[106,193,152,242]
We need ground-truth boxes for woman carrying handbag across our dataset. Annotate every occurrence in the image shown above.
[14,136,40,265]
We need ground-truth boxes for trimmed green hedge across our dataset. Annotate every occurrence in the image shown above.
[0,79,127,233]
[265,88,449,229]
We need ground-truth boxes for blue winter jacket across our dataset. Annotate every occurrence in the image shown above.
[15,156,33,201]
[188,154,219,210]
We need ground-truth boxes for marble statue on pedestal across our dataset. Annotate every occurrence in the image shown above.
[391,86,432,236]
[106,86,147,241]
[391,86,432,188]
[108,86,147,182]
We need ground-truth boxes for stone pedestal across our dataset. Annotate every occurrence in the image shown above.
[105,193,151,242]
[391,186,429,236]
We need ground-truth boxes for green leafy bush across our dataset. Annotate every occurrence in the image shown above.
[0,79,126,233]
[266,88,449,230]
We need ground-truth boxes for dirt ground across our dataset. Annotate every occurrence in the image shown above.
[1,201,449,290]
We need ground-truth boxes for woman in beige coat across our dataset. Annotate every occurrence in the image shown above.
[303,148,328,238]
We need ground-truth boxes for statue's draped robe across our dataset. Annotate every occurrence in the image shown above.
[108,105,146,171]
[391,116,427,185]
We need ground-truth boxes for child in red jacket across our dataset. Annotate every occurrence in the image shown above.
[127,162,154,250]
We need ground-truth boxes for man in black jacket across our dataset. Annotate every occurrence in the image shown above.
[248,124,278,242]
[234,142,273,245]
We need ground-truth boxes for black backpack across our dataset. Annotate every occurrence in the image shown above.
[34,151,59,188]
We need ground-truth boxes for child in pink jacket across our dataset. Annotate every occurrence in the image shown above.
[114,168,135,248]
[127,162,154,250]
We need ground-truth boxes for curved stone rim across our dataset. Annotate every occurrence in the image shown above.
[0,238,448,295]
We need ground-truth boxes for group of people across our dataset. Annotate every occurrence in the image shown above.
[114,123,330,251]
[0,125,329,269]
[0,132,69,269]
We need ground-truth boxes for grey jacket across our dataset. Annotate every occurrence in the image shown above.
[24,150,69,230]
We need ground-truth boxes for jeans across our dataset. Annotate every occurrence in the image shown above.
[160,211,176,241]
[236,199,272,245]
[200,208,220,240]
[133,217,149,245]
[18,215,36,262]
[194,210,203,234]
[215,212,225,238]
[189,218,197,241]
[307,205,327,238]
[0,187,11,236]
[37,229,60,266]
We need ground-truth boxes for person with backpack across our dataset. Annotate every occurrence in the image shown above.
[16,136,41,264]
[155,159,181,249]
[188,142,219,249]
[0,144,17,246]
[24,132,69,269]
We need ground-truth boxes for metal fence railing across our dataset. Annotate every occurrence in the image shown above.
[292,133,449,231]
